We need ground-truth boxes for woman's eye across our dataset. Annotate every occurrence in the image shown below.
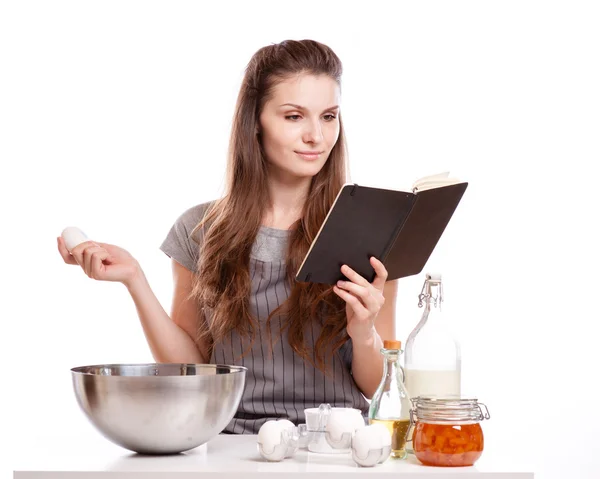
[285,114,337,121]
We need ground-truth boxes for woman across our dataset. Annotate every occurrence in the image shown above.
[57,39,399,434]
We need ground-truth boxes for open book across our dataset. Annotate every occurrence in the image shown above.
[295,172,468,284]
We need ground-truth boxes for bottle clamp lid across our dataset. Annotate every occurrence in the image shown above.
[426,273,442,282]
[418,273,444,309]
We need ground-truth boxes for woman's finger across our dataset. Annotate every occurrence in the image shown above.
[336,280,378,311]
[340,264,370,287]
[91,249,111,280]
[333,285,369,317]
[70,241,97,266]
[56,237,78,265]
[83,245,104,277]
[370,257,388,290]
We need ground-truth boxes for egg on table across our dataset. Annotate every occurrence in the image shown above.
[257,419,299,462]
[325,408,365,449]
[351,423,392,467]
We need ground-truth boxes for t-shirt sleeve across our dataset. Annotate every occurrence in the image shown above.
[159,203,211,273]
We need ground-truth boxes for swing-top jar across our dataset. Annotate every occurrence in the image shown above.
[410,396,490,467]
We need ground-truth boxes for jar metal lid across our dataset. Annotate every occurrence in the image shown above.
[409,396,491,424]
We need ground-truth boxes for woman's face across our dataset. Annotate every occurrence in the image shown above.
[258,73,341,182]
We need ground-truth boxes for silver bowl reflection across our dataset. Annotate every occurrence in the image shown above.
[71,363,246,455]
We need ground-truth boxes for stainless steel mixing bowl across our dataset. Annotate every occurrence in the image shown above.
[71,363,246,454]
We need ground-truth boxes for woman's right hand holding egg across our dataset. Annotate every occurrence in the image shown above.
[57,228,141,287]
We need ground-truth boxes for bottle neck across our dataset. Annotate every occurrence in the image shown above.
[383,350,402,384]
[422,296,441,321]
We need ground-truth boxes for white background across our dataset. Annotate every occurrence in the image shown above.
[1,1,599,478]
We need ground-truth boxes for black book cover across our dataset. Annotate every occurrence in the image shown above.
[295,182,468,284]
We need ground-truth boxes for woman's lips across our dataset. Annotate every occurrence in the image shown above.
[295,151,322,161]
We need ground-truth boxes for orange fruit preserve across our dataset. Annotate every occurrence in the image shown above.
[412,422,484,467]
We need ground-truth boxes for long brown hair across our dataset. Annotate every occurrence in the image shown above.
[190,39,349,371]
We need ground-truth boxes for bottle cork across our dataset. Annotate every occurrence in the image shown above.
[383,339,401,349]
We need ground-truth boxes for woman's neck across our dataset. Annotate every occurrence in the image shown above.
[263,173,311,230]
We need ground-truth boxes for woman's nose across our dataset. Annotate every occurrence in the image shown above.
[303,119,324,143]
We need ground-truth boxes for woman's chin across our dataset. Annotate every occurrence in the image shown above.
[271,165,324,181]
[293,161,327,177]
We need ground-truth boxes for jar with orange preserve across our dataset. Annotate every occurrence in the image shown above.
[409,396,490,467]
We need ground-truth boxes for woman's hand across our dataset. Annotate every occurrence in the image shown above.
[332,257,388,343]
[57,236,141,287]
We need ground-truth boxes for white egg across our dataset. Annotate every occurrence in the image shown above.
[325,410,348,441]
[61,227,89,252]
[258,420,282,450]
[325,408,365,450]
[352,425,381,459]
[257,420,288,461]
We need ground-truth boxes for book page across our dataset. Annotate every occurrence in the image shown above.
[411,171,462,193]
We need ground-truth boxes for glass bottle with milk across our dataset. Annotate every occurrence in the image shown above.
[404,273,461,399]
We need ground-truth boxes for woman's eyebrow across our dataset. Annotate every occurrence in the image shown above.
[279,103,340,112]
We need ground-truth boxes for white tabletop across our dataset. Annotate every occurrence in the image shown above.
[13,432,535,478]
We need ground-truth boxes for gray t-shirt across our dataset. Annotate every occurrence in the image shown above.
[160,201,369,434]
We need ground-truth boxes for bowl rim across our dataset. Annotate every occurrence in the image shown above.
[70,363,248,376]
